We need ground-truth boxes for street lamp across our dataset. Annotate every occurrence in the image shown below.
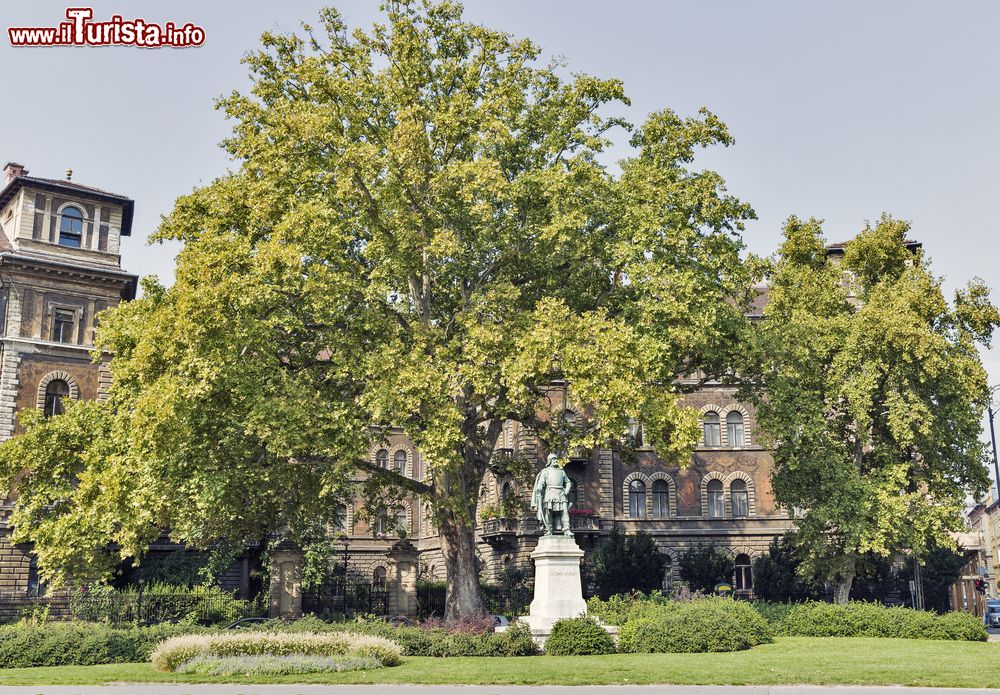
[988,385,1000,502]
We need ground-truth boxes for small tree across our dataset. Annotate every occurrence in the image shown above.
[678,543,733,594]
[591,528,666,598]
[904,544,966,613]
[751,534,821,602]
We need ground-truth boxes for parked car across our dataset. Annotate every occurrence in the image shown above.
[493,615,509,628]
[985,600,1000,628]
[378,615,414,627]
[225,617,270,629]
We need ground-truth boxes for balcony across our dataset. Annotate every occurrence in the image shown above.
[480,517,519,544]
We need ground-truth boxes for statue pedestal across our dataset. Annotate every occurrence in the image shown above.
[519,534,587,643]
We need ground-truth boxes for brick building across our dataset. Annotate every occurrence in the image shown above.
[0,162,137,594]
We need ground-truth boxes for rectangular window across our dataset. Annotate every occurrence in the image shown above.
[708,490,725,517]
[53,309,75,343]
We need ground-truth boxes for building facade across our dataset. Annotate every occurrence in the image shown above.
[0,162,137,595]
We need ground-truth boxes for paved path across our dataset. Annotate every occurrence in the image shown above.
[2,687,1000,695]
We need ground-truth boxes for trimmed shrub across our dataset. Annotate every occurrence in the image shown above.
[423,622,538,657]
[778,601,986,641]
[585,591,672,625]
[0,621,204,668]
[150,631,403,672]
[176,654,381,676]
[750,600,794,625]
[275,616,538,657]
[544,617,615,656]
[617,598,773,653]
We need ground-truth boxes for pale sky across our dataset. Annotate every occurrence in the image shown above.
[3,1,1000,480]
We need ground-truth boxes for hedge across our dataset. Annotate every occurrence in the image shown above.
[773,601,987,641]
[0,621,205,668]
[592,597,774,653]
[545,617,615,656]
[151,632,403,671]
[258,615,539,657]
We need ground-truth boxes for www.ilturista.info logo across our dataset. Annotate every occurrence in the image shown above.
[8,8,205,48]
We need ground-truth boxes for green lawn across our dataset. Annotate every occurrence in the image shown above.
[0,637,997,687]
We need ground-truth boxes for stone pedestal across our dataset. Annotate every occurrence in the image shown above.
[388,538,418,618]
[519,534,587,641]
[268,540,303,619]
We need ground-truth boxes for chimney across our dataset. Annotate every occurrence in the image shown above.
[3,163,26,185]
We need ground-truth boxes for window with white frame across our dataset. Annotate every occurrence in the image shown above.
[703,412,721,447]
[628,479,646,518]
[52,309,75,343]
[726,411,745,447]
[652,479,669,517]
[58,206,84,248]
[731,478,749,517]
[707,479,725,517]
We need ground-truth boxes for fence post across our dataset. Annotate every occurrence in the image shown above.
[388,538,419,618]
[268,540,304,620]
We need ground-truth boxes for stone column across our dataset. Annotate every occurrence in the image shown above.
[388,538,419,618]
[268,540,304,619]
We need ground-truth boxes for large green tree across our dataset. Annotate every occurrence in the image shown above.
[746,215,998,603]
[0,1,754,618]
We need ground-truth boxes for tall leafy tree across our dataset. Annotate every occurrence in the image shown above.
[745,215,998,603]
[0,0,754,618]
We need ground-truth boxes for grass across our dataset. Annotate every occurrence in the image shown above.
[0,637,997,686]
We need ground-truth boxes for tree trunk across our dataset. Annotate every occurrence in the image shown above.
[439,512,488,621]
[831,556,856,605]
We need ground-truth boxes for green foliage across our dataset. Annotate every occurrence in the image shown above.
[750,534,823,603]
[590,529,667,598]
[904,545,966,614]
[0,621,204,668]
[616,597,773,653]
[744,214,1000,598]
[777,601,986,641]
[275,615,538,657]
[69,583,257,625]
[544,616,615,655]
[678,544,733,594]
[585,591,673,625]
[175,653,382,675]
[151,631,403,671]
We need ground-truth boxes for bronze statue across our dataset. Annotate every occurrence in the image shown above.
[532,453,573,536]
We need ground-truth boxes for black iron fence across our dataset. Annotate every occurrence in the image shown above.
[301,581,389,620]
[0,591,265,626]
[416,581,531,619]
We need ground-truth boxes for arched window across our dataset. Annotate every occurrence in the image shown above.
[393,507,408,536]
[58,206,84,248]
[628,479,646,519]
[652,479,669,517]
[662,555,673,592]
[731,478,749,517]
[707,479,724,517]
[375,449,388,469]
[373,566,387,587]
[43,379,70,417]
[500,481,513,501]
[726,411,745,448]
[373,506,387,535]
[393,450,406,475]
[734,553,752,595]
[703,412,721,447]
